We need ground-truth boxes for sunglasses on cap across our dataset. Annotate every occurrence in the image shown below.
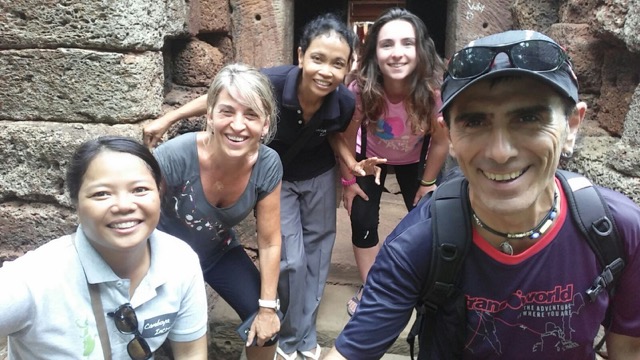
[108,303,152,360]
[447,40,569,80]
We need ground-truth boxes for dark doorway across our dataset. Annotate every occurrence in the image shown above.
[406,0,447,57]
[293,0,447,62]
[293,0,349,64]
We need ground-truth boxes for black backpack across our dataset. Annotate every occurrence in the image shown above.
[407,169,626,359]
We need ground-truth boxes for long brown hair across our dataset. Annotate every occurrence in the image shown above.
[356,8,445,134]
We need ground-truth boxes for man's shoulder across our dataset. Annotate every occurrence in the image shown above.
[570,181,640,236]
[597,185,639,210]
[597,185,640,240]
[381,200,434,268]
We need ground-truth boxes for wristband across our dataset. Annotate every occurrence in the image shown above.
[420,178,437,187]
[341,176,357,187]
[258,298,280,311]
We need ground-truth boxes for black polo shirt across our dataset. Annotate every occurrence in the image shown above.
[262,65,355,182]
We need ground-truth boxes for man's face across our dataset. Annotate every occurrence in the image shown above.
[446,76,584,219]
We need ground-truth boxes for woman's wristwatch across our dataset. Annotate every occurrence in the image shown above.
[258,298,280,311]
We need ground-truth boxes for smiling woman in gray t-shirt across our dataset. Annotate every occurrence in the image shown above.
[153,64,283,359]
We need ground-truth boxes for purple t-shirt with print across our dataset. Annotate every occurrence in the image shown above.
[335,182,640,359]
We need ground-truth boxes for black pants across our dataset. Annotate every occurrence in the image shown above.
[350,162,420,248]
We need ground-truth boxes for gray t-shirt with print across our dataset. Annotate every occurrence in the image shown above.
[154,132,283,271]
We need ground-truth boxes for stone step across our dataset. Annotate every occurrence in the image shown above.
[210,282,415,359]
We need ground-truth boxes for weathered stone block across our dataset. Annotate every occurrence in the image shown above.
[559,0,601,23]
[200,34,235,65]
[566,136,640,204]
[0,0,193,50]
[606,84,640,178]
[625,1,640,53]
[446,0,513,55]
[548,24,604,94]
[608,142,640,178]
[173,40,224,87]
[167,0,201,38]
[199,0,231,33]
[511,0,559,33]
[621,84,640,145]
[209,294,244,360]
[595,0,640,53]
[230,0,292,67]
[0,202,77,264]
[0,49,163,123]
[0,121,142,206]
[596,49,640,136]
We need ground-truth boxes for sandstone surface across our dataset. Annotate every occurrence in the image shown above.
[0,49,163,123]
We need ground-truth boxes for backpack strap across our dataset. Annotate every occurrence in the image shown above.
[555,170,626,302]
[407,176,472,360]
[556,170,626,355]
[423,177,473,312]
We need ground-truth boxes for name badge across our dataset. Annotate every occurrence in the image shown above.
[140,312,177,337]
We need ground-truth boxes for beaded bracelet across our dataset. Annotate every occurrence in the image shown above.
[420,178,437,187]
[341,177,357,187]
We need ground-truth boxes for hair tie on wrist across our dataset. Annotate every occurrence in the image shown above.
[420,178,437,186]
[341,177,357,187]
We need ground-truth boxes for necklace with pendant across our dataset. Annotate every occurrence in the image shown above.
[472,190,559,255]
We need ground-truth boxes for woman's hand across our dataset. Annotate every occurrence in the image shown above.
[143,116,173,148]
[413,183,436,207]
[143,95,209,148]
[351,157,387,184]
[248,308,280,347]
[342,183,368,216]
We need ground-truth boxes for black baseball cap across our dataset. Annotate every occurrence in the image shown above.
[441,30,579,112]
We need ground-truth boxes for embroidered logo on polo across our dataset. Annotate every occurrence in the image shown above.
[140,312,177,337]
[76,317,98,356]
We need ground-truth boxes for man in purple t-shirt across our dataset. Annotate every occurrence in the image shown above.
[325,30,640,360]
